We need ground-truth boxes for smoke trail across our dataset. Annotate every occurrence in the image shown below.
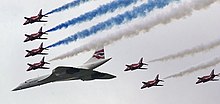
[164,56,220,79]
[149,39,220,63]
[45,0,89,15]
[46,0,138,32]
[47,0,174,48]
[50,0,219,61]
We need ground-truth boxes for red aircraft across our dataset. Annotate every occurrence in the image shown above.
[141,74,164,89]
[125,58,148,71]
[23,9,48,25]
[27,57,50,71]
[196,69,219,84]
[24,27,48,42]
[25,43,48,57]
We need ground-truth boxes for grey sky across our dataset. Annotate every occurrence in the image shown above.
[0,0,220,104]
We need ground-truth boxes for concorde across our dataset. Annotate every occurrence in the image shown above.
[12,47,116,91]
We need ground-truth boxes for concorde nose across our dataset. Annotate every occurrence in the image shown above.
[12,86,22,91]
[109,74,116,79]
[104,74,116,79]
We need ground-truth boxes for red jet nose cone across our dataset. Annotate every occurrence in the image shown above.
[141,85,145,89]
[196,81,200,84]
[26,68,32,71]
[124,68,129,71]
[24,39,28,42]
[23,22,28,25]
[25,54,29,57]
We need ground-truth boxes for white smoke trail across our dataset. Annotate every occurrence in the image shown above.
[164,56,220,79]
[51,0,219,61]
[149,39,220,63]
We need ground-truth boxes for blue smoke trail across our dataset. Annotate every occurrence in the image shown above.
[47,0,177,48]
[45,0,89,15]
[46,0,138,32]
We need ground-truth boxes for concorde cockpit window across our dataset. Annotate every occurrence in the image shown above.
[24,79,37,83]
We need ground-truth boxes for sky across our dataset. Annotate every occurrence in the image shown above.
[0,0,220,104]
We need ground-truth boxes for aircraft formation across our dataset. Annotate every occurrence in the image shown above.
[23,9,50,73]
[14,10,116,91]
[14,0,220,91]
[125,58,219,87]
[13,47,115,91]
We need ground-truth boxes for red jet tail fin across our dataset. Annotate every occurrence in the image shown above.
[38,9,48,17]
[210,69,215,76]
[155,74,164,82]
[39,42,43,49]
[41,56,45,62]
[41,56,50,64]
[139,57,148,65]
[38,9,43,16]
[38,27,43,33]
[38,27,48,35]
[37,42,48,51]
[139,57,143,64]
[155,74,159,80]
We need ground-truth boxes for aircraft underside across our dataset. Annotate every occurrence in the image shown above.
[12,66,115,91]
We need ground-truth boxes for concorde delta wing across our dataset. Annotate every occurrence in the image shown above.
[80,71,116,81]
